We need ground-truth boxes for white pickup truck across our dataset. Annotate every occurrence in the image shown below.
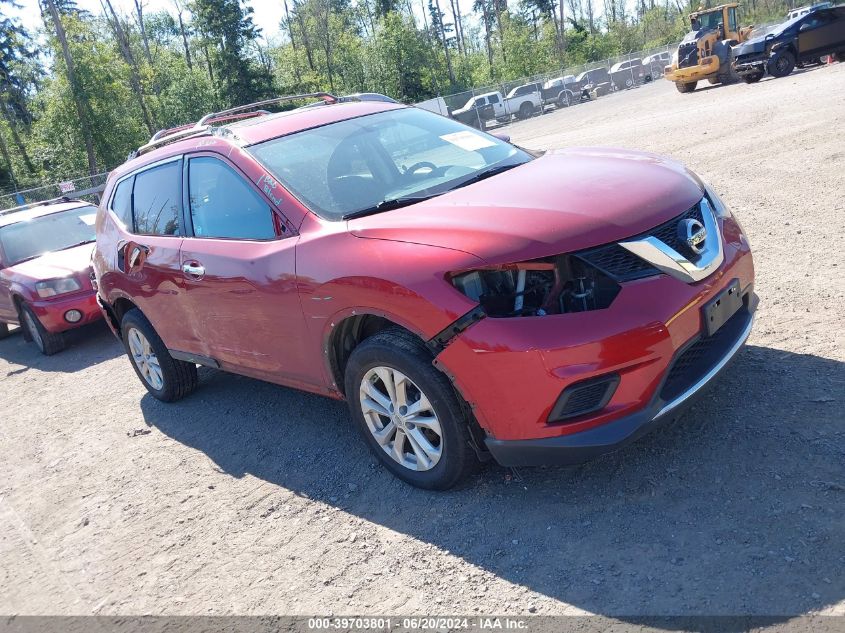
[450,85,542,128]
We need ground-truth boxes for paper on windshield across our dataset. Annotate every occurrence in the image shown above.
[440,131,496,152]
[79,214,97,226]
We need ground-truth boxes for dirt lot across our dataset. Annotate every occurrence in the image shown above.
[1,66,844,620]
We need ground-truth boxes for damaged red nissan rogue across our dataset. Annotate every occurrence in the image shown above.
[93,93,756,489]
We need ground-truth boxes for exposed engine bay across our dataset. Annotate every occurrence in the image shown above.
[451,255,621,317]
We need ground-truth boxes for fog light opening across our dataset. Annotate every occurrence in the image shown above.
[64,309,83,324]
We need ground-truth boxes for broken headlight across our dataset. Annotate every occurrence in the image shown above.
[450,255,620,318]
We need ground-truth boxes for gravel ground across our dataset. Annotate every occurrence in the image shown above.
[1,66,844,621]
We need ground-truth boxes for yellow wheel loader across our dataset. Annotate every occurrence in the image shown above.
[665,3,755,93]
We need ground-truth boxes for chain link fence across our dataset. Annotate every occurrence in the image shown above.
[416,43,678,128]
[0,172,109,211]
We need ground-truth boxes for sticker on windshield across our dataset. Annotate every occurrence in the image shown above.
[79,214,96,226]
[440,131,495,151]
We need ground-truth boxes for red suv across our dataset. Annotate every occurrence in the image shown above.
[1,198,101,354]
[93,94,756,489]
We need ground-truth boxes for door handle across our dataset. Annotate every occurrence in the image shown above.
[182,261,205,279]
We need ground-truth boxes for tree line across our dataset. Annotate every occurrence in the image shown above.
[1,0,794,191]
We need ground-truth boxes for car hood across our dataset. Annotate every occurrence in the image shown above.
[4,242,95,282]
[348,147,705,265]
[735,37,770,55]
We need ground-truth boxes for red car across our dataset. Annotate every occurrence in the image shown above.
[93,94,756,489]
[0,198,101,355]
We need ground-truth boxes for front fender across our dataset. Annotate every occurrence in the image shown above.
[295,225,484,387]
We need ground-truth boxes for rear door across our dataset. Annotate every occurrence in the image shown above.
[797,9,840,57]
[121,158,193,350]
[177,153,313,384]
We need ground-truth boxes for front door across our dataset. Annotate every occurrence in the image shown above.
[797,9,842,58]
[177,154,313,386]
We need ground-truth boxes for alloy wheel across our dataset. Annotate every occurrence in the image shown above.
[359,366,443,471]
[127,327,164,390]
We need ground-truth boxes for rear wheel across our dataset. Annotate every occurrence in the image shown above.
[517,102,533,119]
[20,304,65,355]
[344,328,477,490]
[121,308,198,402]
[743,72,764,83]
[556,92,571,108]
[676,81,697,93]
[768,49,796,77]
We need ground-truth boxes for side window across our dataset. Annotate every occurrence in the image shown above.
[188,157,276,240]
[488,93,500,104]
[110,176,134,228]
[728,6,738,32]
[133,161,182,236]
[476,97,487,106]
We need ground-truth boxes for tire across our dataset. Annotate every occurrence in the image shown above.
[624,76,633,88]
[517,102,533,119]
[644,74,653,83]
[676,81,697,93]
[768,49,796,78]
[120,308,198,402]
[344,327,477,490]
[743,72,763,83]
[556,92,571,108]
[708,77,719,85]
[20,304,65,355]
[836,52,845,63]
[0,322,10,339]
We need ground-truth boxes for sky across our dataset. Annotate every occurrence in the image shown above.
[7,0,479,43]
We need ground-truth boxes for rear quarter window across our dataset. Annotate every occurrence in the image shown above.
[109,176,134,227]
[132,161,182,236]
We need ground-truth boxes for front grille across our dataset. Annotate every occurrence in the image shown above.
[678,43,699,69]
[575,243,657,282]
[660,305,750,403]
[576,200,705,282]
[650,204,704,258]
[549,373,620,422]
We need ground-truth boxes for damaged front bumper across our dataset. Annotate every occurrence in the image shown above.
[433,239,756,467]
[734,56,769,76]
[484,304,754,466]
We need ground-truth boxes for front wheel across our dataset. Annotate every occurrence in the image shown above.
[344,328,477,489]
[121,308,198,402]
[20,304,65,355]
[768,49,796,78]
[557,92,571,108]
[743,72,764,83]
[676,81,697,93]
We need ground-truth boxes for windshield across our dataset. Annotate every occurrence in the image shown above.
[692,10,724,30]
[0,205,97,266]
[248,108,531,221]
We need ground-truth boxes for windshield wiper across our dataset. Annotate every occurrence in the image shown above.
[342,194,443,220]
[452,162,524,189]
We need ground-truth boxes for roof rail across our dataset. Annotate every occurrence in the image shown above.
[0,196,82,216]
[147,110,272,144]
[196,92,338,126]
[130,93,338,159]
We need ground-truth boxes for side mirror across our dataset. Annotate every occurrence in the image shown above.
[492,132,511,143]
[799,23,811,31]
